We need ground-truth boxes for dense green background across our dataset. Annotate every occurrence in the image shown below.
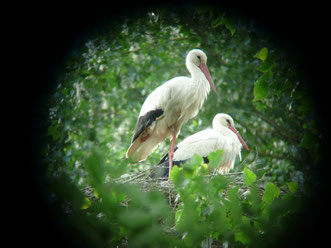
[36,5,323,248]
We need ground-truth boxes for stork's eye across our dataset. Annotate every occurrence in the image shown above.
[226,119,231,125]
[197,55,201,60]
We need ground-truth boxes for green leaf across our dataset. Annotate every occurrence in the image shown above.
[218,15,236,36]
[189,153,203,167]
[182,154,203,177]
[253,101,266,111]
[118,209,153,228]
[286,182,299,194]
[175,208,183,224]
[86,150,106,185]
[227,186,242,225]
[225,23,236,36]
[244,167,257,186]
[211,174,228,192]
[227,186,239,202]
[257,56,274,73]
[253,79,267,101]
[47,125,60,140]
[245,185,261,216]
[254,47,268,61]
[208,149,223,169]
[213,15,224,28]
[235,230,250,245]
[93,189,99,198]
[81,197,91,210]
[299,131,319,148]
[262,182,280,205]
[170,165,180,181]
[253,71,273,102]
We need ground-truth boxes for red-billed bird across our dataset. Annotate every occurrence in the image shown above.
[152,113,249,177]
[126,49,216,176]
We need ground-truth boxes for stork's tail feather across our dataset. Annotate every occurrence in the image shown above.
[126,140,140,160]
[149,161,170,178]
[126,133,166,162]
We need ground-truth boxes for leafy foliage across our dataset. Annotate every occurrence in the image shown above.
[41,5,321,248]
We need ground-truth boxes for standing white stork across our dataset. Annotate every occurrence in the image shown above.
[126,49,216,175]
[151,113,249,177]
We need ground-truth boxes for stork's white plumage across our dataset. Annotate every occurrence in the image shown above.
[126,49,216,174]
[153,113,249,177]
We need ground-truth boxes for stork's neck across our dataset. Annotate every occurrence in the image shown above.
[186,61,211,93]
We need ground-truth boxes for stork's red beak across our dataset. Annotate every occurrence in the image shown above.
[229,126,249,150]
[199,63,216,93]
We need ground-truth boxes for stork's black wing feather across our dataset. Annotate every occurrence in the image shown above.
[131,109,164,143]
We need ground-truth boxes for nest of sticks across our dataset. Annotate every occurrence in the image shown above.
[82,164,277,209]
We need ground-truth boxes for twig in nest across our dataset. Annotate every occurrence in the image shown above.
[121,168,152,183]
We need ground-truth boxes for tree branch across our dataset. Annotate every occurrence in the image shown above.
[242,110,301,145]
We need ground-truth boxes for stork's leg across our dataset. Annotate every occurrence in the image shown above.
[168,134,177,179]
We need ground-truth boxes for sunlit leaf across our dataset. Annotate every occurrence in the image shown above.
[170,164,180,181]
[262,182,280,205]
[94,189,99,198]
[244,167,257,186]
[81,197,91,210]
[254,47,268,61]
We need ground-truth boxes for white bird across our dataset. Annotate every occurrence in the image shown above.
[126,49,216,175]
[151,113,249,177]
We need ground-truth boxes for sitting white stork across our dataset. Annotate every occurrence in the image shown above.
[126,49,216,175]
[151,113,249,177]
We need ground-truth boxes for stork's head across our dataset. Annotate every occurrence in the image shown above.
[187,49,208,66]
[213,113,249,150]
[186,49,216,93]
